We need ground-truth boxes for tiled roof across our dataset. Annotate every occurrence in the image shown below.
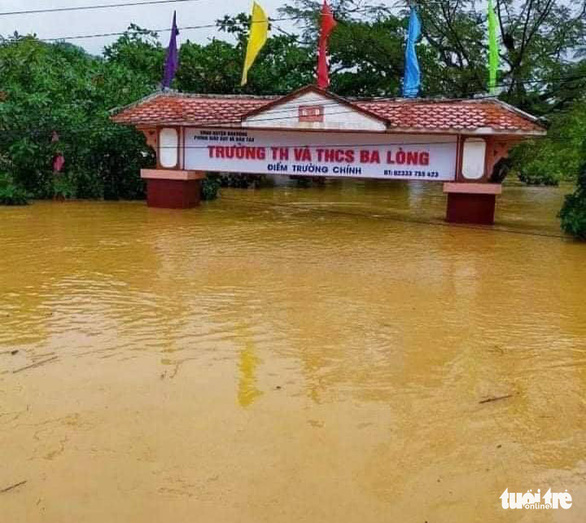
[112,92,277,126]
[356,99,543,133]
[112,88,545,135]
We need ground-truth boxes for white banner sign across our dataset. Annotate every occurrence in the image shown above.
[184,128,457,182]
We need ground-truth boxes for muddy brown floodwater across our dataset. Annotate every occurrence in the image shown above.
[1,180,585,522]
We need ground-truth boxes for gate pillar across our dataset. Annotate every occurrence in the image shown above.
[141,169,205,209]
[443,183,502,225]
[444,135,516,225]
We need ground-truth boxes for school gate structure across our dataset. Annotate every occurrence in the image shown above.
[112,85,546,225]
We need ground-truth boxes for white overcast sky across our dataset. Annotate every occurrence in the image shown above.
[0,0,300,55]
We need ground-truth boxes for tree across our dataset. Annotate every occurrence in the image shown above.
[560,143,586,240]
[1,3,585,213]
[176,14,314,95]
[401,0,586,113]
[0,33,154,200]
[511,100,586,185]
[279,0,586,188]
[280,0,586,108]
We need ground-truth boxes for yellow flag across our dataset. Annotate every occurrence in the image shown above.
[241,2,269,86]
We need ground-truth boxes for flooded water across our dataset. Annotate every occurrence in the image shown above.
[1,180,585,522]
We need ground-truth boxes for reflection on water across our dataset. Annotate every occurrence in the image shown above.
[1,180,585,522]
[237,325,263,408]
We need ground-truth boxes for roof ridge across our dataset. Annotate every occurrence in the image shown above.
[163,91,280,101]
[109,90,164,116]
[113,90,529,107]
[353,97,502,104]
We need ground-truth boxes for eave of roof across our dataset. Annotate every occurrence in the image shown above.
[110,87,547,136]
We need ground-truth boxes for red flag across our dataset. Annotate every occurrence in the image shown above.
[317,0,337,89]
[52,131,65,173]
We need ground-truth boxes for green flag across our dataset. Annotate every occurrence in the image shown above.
[488,0,499,94]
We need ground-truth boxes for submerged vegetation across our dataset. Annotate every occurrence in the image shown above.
[0,0,585,236]
[511,101,586,186]
[0,172,28,205]
[0,33,156,202]
[201,174,222,201]
[560,152,586,240]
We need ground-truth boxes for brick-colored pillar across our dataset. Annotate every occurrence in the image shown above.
[443,183,502,225]
[141,169,206,209]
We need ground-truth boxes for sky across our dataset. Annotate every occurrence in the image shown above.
[0,0,299,55]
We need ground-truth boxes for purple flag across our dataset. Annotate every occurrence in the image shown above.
[162,11,180,89]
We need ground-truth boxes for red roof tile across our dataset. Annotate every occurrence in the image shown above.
[111,88,545,135]
[356,99,543,133]
[112,93,276,126]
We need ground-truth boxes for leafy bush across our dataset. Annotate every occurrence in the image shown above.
[517,168,559,186]
[219,173,267,189]
[290,176,326,188]
[512,141,560,186]
[201,174,221,201]
[52,174,76,200]
[511,101,586,186]
[0,36,156,202]
[560,165,586,240]
[0,172,28,205]
[2,13,586,208]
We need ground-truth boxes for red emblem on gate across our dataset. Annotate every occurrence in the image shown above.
[298,105,325,122]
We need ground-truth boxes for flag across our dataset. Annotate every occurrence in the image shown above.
[317,0,337,89]
[241,2,269,86]
[53,154,65,173]
[52,131,65,173]
[402,6,421,98]
[162,11,180,90]
[488,0,499,95]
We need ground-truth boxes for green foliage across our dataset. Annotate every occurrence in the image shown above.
[103,25,164,89]
[0,34,155,201]
[52,174,76,200]
[220,173,267,189]
[201,174,221,201]
[281,0,586,108]
[328,17,405,97]
[0,1,585,230]
[177,18,313,95]
[510,100,586,185]
[238,33,314,95]
[0,172,28,205]
[291,175,326,188]
[516,167,559,186]
[560,159,586,240]
[176,40,243,94]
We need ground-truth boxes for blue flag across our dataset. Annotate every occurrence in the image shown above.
[162,11,180,90]
[402,7,421,98]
